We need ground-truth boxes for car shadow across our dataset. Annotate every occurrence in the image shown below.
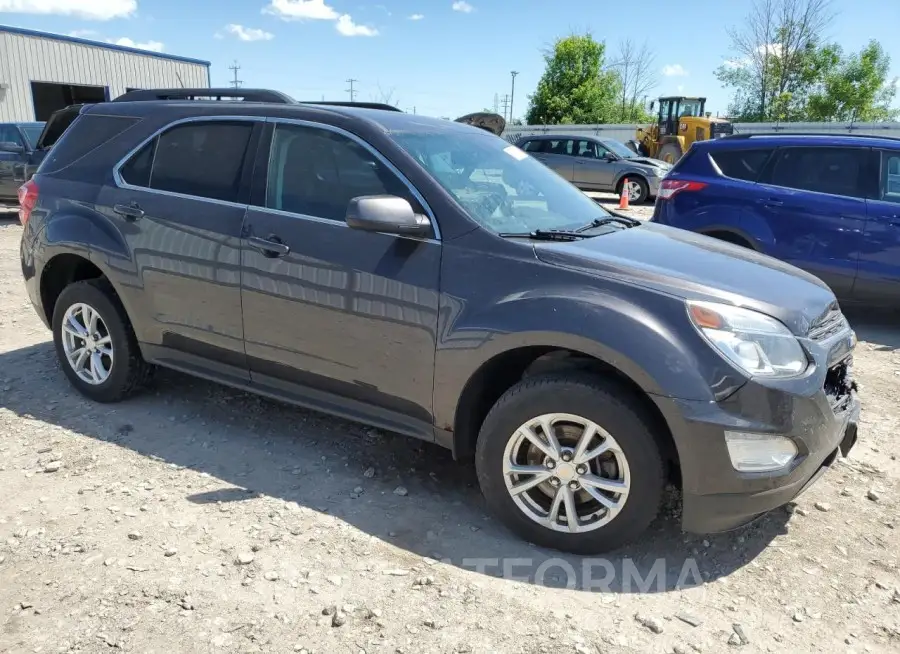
[845,307,900,352]
[0,340,795,595]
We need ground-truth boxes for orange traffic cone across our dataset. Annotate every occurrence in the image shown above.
[619,178,630,210]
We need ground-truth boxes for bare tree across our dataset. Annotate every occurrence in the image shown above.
[610,39,658,122]
[723,0,834,118]
[370,83,399,107]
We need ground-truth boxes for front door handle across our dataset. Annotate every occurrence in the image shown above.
[248,235,290,258]
[113,202,144,221]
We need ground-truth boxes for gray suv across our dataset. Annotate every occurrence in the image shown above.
[517,134,672,203]
[19,88,859,554]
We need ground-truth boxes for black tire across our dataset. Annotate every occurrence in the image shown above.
[52,279,154,403]
[475,373,665,554]
[658,142,683,164]
[617,176,650,204]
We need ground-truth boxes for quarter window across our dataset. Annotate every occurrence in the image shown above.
[768,147,869,199]
[520,139,544,153]
[265,123,412,221]
[118,121,253,204]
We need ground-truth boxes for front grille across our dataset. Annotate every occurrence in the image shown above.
[825,357,855,413]
[809,306,848,341]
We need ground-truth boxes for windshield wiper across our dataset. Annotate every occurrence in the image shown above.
[498,229,587,241]
[576,215,641,231]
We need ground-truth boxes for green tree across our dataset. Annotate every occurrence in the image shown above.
[807,41,899,122]
[526,33,621,125]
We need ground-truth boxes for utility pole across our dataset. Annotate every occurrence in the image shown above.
[493,93,499,114]
[500,94,510,121]
[509,71,519,122]
[228,61,242,89]
[346,78,358,102]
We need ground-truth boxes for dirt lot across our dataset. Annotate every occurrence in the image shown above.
[1,208,898,654]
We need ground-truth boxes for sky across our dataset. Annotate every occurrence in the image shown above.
[1,0,899,120]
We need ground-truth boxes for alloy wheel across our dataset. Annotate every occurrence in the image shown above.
[60,302,114,385]
[502,412,631,533]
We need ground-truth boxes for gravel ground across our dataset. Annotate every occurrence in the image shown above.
[1,211,898,654]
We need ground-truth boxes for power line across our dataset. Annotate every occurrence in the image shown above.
[346,78,358,102]
[228,60,242,89]
[509,71,519,122]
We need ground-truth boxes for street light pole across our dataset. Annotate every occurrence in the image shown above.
[509,70,519,122]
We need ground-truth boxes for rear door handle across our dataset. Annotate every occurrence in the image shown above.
[113,202,144,221]
[248,235,290,258]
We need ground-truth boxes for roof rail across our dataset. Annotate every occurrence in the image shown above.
[722,132,900,142]
[113,88,296,104]
[299,101,404,112]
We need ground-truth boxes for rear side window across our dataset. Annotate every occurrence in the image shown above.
[545,139,574,156]
[119,121,254,203]
[768,147,869,199]
[880,151,900,203]
[710,148,773,181]
[39,113,138,174]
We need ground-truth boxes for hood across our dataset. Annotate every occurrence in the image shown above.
[625,156,671,170]
[454,112,506,136]
[533,222,837,335]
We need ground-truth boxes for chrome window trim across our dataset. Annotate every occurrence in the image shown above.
[112,115,266,209]
[263,117,441,241]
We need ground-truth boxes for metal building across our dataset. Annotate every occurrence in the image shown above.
[0,25,210,122]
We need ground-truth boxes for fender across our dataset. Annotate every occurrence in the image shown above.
[697,224,762,251]
[433,283,742,435]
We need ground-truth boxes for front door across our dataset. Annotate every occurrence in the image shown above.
[572,139,615,190]
[94,118,258,381]
[0,124,27,200]
[856,149,900,304]
[754,146,870,299]
[240,121,441,439]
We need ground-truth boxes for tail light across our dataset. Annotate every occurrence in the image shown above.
[657,179,707,200]
[18,179,38,226]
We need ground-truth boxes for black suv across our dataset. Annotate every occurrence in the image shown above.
[19,89,859,554]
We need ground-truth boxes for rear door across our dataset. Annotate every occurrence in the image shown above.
[239,120,441,439]
[94,117,260,381]
[533,138,575,181]
[856,149,900,304]
[754,146,870,298]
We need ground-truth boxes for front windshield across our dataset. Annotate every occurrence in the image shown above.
[392,130,612,234]
[679,99,703,117]
[21,124,44,149]
[603,139,637,159]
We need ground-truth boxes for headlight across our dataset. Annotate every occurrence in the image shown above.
[687,301,808,378]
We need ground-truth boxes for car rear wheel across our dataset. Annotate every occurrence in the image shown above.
[475,374,665,554]
[52,279,153,403]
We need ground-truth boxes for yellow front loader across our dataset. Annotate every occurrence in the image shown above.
[636,96,734,164]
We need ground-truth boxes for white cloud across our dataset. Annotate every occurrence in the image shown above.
[222,23,274,41]
[662,64,688,77]
[67,29,97,38]
[263,0,337,21]
[408,13,424,20]
[110,37,164,52]
[722,58,747,69]
[0,0,136,20]
[452,1,473,13]
[677,84,685,93]
[335,14,377,37]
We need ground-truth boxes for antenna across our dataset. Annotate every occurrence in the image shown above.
[228,61,243,89]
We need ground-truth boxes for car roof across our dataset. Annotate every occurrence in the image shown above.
[84,99,485,137]
[698,133,900,150]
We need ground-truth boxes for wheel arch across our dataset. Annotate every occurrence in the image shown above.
[698,226,760,251]
[450,345,681,484]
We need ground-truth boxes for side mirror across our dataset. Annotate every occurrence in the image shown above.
[603,152,617,162]
[346,195,431,237]
[0,141,25,154]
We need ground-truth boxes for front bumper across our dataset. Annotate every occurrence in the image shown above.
[655,345,860,534]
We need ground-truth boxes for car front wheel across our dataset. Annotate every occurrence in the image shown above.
[475,374,665,554]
